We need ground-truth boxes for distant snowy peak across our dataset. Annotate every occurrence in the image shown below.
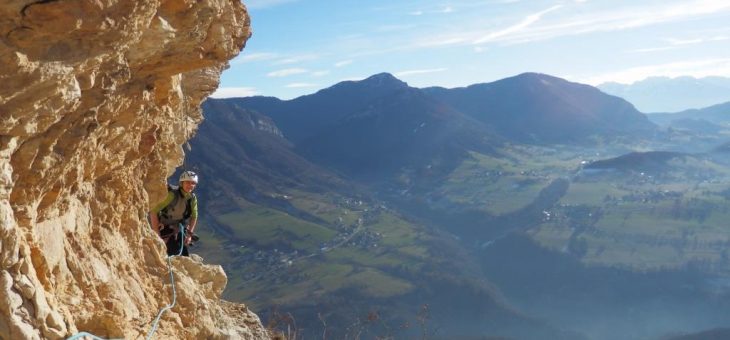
[598,76,730,113]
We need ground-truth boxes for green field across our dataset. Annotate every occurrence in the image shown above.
[287,190,364,226]
[216,206,337,252]
[532,161,730,272]
[434,146,730,273]
[201,197,442,312]
[441,150,564,214]
[560,182,628,206]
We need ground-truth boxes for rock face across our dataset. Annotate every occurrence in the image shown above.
[0,1,269,339]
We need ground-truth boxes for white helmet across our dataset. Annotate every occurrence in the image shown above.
[179,171,199,184]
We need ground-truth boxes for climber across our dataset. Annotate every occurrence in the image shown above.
[149,170,200,256]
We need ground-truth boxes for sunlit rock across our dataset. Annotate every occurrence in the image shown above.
[0,0,268,338]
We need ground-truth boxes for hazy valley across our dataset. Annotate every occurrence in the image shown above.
[186,73,730,339]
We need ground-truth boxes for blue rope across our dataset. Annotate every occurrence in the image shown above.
[66,224,188,340]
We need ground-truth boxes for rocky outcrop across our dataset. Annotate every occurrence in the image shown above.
[0,1,269,339]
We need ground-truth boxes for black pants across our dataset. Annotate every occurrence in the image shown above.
[160,225,189,257]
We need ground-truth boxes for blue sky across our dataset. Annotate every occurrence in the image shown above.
[213,0,730,100]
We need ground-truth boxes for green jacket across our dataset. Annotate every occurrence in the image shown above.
[152,186,198,225]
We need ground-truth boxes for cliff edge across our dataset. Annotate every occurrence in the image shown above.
[0,1,269,339]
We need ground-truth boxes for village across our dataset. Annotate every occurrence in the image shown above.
[228,197,386,284]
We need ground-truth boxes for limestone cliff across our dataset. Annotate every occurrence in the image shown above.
[0,1,270,339]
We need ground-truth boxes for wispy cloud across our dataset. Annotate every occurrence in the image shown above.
[668,36,729,45]
[408,5,455,16]
[532,1,730,40]
[631,46,680,53]
[395,68,448,77]
[632,35,729,53]
[340,76,367,82]
[474,5,563,44]
[232,52,279,64]
[274,54,319,65]
[666,38,705,45]
[335,60,353,67]
[414,36,469,48]
[245,0,298,9]
[581,58,730,85]
[376,24,417,33]
[210,87,258,98]
[608,3,729,30]
[401,1,730,51]
[311,70,330,77]
[285,83,319,88]
[267,68,309,77]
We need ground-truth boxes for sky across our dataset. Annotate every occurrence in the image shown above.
[212,0,730,100]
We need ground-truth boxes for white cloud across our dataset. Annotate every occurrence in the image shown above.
[232,52,279,64]
[631,46,680,53]
[440,6,454,13]
[376,24,416,33]
[209,87,258,98]
[415,36,468,48]
[335,60,353,67]
[340,76,367,82]
[245,0,298,9]
[267,68,309,77]
[407,5,454,16]
[395,68,448,77]
[274,54,319,65]
[542,1,730,38]
[474,5,563,44]
[285,83,319,88]
[580,58,730,85]
[311,70,331,77]
[665,38,705,45]
[402,1,730,51]
[666,36,730,45]
[632,35,730,53]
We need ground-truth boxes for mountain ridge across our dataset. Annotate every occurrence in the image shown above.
[599,76,730,113]
[648,101,730,126]
[217,72,657,181]
[424,72,657,143]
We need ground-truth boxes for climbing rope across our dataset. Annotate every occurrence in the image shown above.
[145,225,186,340]
[66,225,187,340]
[65,331,123,340]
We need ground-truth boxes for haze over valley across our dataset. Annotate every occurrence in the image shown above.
[185,72,730,340]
